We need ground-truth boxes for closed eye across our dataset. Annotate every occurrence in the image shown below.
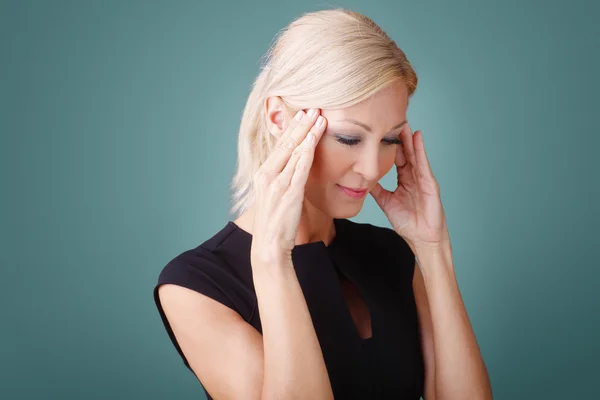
[335,136,402,146]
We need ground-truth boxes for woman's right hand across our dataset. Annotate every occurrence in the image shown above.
[250,108,327,267]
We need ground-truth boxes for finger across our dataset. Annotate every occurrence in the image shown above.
[260,110,305,173]
[394,140,408,169]
[277,139,304,187]
[369,182,393,210]
[289,145,314,190]
[309,114,327,143]
[262,108,321,173]
[413,130,436,183]
[288,129,321,190]
[400,123,418,170]
[280,115,326,188]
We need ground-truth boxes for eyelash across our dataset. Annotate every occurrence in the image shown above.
[335,137,402,147]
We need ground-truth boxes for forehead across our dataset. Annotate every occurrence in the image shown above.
[322,83,408,132]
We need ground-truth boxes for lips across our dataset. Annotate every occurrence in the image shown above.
[337,184,368,198]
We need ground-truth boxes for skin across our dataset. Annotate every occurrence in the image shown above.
[159,81,492,399]
[235,81,492,399]
[234,82,437,394]
[235,81,409,247]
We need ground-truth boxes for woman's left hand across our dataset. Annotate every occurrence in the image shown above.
[369,123,450,253]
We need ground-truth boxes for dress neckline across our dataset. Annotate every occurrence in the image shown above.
[227,218,374,344]
[227,218,344,250]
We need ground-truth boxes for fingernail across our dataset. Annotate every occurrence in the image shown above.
[295,110,304,120]
[307,108,316,117]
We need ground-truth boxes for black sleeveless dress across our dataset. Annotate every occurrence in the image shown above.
[153,218,425,399]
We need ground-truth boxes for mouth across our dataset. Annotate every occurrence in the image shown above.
[337,184,368,199]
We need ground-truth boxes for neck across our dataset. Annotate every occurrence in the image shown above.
[234,202,336,247]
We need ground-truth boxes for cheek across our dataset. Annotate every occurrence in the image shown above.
[310,142,404,182]
[309,141,348,180]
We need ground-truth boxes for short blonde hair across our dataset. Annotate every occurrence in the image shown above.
[229,8,418,217]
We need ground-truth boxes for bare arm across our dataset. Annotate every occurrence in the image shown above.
[252,259,334,400]
[249,107,333,398]
[158,284,265,399]
[412,244,493,399]
[158,108,333,399]
[158,259,333,400]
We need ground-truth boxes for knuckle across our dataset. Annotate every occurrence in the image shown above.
[299,153,312,165]
[301,119,313,130]
[254,170,270,186]
[287,185,304,199]
[298,162,310,172]
[272,178,288,192]
[278,137,297,150]
[281,188,298,203]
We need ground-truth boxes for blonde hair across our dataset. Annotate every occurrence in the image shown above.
[229,8,418,218]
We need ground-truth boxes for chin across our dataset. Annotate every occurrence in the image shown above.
[328,202,364,219]
[305,188,365,219]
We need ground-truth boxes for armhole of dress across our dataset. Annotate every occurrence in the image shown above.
[247,296,257,324]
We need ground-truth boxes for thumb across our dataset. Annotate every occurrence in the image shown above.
[369,182,392,211]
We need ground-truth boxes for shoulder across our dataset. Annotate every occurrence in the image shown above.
[154,221,255,322]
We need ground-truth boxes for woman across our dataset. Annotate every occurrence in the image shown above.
[153,8,493,400]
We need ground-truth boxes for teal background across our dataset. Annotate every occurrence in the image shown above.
[1,0,598,399]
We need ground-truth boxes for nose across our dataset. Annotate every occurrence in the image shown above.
[353,146,380,182]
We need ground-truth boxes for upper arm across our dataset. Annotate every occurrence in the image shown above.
[158,283,264,400]
[413,261,436,400]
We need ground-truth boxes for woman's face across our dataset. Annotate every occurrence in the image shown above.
[304,83,409,218]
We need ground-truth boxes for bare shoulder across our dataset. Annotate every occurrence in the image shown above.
[158,284,264,400]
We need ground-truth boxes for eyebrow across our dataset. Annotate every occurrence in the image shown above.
[334,118,407,134]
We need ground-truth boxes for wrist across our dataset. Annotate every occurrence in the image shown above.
[413,240,451,256]
[413,241,454,270]
[251,257,296,283]
[251,250,293,273]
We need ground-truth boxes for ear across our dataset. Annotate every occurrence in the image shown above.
[265,96,293,139]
